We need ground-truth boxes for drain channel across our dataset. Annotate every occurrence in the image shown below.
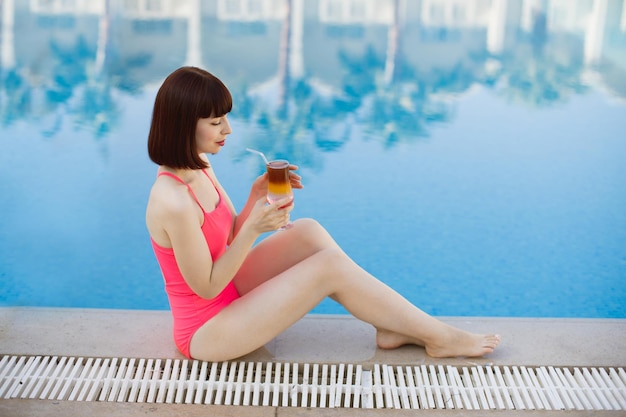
[1,355,625,410]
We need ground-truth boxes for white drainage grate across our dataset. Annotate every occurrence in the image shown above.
[1,355,625,411]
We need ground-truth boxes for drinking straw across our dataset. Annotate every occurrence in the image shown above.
[246,148,270,165]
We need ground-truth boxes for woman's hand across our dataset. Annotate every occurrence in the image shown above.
[250,173,269,201]
[236,163,302,235]
[245,196,294,233]
[287,164,303,190]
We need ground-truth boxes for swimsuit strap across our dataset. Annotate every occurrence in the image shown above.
[200,168,218,189]
[158,171,207,213]
[199,169,223,200]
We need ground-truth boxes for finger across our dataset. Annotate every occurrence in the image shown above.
[273,196,294,209]
[289,172,303,189]
[288,164,299,171]
[280,214,291,228]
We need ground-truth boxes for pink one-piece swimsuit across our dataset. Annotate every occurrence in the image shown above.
[151,170,240,358]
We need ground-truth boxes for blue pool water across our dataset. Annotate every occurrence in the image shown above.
[1,0,625,318]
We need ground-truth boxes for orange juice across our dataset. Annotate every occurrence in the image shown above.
[268,181,292,195]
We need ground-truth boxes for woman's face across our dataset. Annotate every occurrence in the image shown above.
[195,114,232,155]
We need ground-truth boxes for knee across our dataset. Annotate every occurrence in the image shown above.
[291,218,337,250]
[293,217,324,232]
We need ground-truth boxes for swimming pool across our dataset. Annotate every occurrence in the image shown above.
[1,0,625,318]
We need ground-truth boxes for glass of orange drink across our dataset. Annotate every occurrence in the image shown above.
[266,159,293,230]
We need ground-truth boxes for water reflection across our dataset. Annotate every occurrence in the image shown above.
[2,0,625,317]
[1,0,625,154]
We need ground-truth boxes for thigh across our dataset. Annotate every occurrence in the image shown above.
[190,249,339,361]
[233,218,339,295]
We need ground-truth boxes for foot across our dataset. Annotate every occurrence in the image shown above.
[425,329,501,358]
[376,327,501,358]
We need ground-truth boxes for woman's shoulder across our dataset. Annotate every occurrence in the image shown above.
[148,175,195,216]
[146,176,199,245]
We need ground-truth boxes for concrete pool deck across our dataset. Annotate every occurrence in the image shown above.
[1,307,625,416]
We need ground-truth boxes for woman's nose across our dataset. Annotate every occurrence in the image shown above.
[222,117,232,134]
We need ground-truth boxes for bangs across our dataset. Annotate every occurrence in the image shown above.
[197,74,232,118]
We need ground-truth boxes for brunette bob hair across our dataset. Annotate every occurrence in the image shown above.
[148,66,232,169]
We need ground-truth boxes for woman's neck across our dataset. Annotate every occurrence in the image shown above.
[159,166,200,183]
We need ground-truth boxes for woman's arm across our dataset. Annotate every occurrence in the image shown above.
[231,174,268,239]
[157,173,293,299]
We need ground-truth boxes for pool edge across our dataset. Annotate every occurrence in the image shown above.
[2,307,625,416]
[1,307,624,367]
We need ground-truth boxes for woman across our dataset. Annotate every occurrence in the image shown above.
[146,66,501,362]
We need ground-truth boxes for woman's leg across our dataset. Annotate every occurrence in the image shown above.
[190,219,500,362]
[232,218,403,313]
[231,218,341,296]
